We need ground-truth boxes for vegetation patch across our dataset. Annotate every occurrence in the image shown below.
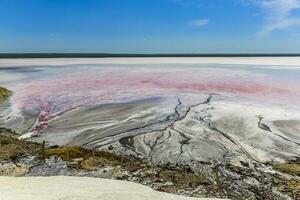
[0,134,39,161]
[0,87,12,102]
[43,146,91,161]
[2,135,298,199]
[81,155,126,169]
[42,146,131,167]
[270,161,300,198]
[272,163,300,176]
[277,179,300,199]
[156,170,210,190]
[40,145,211,194]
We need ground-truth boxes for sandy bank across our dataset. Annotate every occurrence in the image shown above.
[0,176,225,200]
[0,57,300,68]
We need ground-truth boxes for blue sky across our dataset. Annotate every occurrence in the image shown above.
[1,0,300,53]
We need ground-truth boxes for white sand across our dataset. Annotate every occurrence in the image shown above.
[0,176,225,200]
[0,57,300,68]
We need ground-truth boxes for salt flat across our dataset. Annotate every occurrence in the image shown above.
[0,58,299,165]
[0,176,224,200]
[1,57,300,68]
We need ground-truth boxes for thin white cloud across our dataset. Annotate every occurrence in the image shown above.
[252,0,300,36]
[180,0,300,36]
[190,19,209,27]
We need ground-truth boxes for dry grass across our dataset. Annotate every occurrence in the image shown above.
[80,154,127,169]
[43,146,91,161]
[277,179,300,199]
[42,146,129,169]
[0,134,39,160]
[273,163,300,176]
[0,138,214,196]
[41,146,209,192]
[271,162,300,198]
[0,87,12,102]
[156,170,209,191]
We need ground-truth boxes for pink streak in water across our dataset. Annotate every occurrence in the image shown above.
[9,68,300,132]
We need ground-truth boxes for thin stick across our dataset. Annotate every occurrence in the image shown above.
[42,141,46,163]
[66,145,69,164]
[92,147,95,166]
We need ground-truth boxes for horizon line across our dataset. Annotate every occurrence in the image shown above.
[1,53,300,58]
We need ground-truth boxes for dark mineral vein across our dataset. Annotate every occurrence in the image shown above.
[207,123,259,162]
[79,94,261,164]
[171,127,191,155]
[80,98,183,148]
[81,95,214,152]
[143,132,165,162]
[196,101,259,162]
[257,115,300,147]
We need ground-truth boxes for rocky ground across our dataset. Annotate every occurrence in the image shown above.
[0,128,299,200]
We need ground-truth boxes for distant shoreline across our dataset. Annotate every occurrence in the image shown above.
[1,53,300,58]
[1,57,300,68]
